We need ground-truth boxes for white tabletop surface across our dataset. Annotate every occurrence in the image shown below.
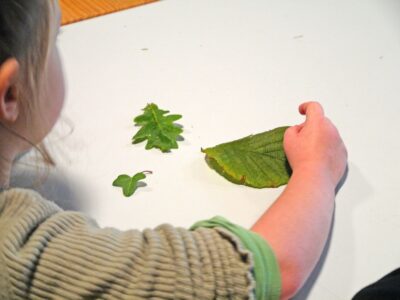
[12,0,400,299]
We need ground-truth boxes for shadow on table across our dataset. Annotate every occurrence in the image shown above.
[293,163,372,300]
[10,166,90,213]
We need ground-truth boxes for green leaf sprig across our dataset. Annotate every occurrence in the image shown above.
[112,171,152,197]
[132,103,183,152]
[202,126,291,188]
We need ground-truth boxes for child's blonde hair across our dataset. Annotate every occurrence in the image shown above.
[0,0,55,164]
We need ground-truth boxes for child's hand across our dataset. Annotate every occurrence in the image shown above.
[284,102,348,187]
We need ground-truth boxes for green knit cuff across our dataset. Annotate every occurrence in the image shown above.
[190,216,281,300]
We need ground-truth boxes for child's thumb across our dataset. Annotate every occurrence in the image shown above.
[287,123,304,135]
[284,125,299,143]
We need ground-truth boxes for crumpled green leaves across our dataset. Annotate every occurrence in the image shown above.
[112,171,151,197]
[132,103,183,152]
[202,126,292,188]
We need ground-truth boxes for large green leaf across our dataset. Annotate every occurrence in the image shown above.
[202,126,292,188]
[132,103,183,152]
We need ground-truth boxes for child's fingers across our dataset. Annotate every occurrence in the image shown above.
[284,126,297,143]
[299,101,325,123]
[292,123,305,133]
[284,123,304,142]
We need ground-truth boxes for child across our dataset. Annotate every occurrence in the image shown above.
[0,1,347,299]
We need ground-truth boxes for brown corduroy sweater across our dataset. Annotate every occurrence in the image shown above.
[0,189,255,299]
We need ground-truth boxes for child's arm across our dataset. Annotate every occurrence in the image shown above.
[0,189,258,299]
[251,102,348,300]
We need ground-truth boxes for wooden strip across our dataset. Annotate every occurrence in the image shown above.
[60,0,159,25]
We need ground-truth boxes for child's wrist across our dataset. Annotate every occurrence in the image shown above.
[290,162,337,190]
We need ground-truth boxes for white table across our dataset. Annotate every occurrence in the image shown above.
[14,0,400,299]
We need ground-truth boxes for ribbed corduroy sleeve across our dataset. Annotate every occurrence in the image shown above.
[0,189,255,299]
[191,217,281,300]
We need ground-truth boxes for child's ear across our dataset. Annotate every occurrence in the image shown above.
[0,58,20,123]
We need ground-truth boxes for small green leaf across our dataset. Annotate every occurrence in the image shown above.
[132,103,183,152]
[112,171,151,197]
[202,126,292,188]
